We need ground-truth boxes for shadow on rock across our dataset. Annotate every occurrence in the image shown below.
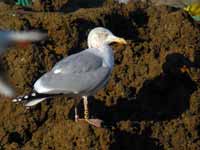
[67,19,97,55]
[130,8,149,27]
[71,53,198,125]
[134,53,197,121]
[111,130,164,150]
[8,132,23,145]
[120,53,197,121]
[60,0,105,13]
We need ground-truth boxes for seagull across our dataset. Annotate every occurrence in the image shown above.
[0,30,47,97]
[13,27,127,127]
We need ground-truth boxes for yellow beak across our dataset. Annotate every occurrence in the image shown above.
[112,37,127,45]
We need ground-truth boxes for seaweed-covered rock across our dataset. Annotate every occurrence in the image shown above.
[0,0,199,149]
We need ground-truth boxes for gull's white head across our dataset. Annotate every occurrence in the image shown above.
[87,27,127,48]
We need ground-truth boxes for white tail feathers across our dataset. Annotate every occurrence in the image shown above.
[24,98,46,107]
[12,92,49,107]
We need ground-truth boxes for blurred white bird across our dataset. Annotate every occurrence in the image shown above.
[115,0,130,4]
[114,0,146,4]
[0,31,47,97]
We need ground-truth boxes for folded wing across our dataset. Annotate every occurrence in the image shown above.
[34,50,111,95]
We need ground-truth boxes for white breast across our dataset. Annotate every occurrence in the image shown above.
[88,44,114,69]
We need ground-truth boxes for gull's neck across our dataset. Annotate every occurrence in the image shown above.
[88,44,114,69]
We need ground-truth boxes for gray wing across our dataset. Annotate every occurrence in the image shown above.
[34,50,111,95]
[52,49,103,74]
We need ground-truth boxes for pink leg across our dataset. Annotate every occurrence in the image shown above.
[74,106,79,122]
[82,96,103,128]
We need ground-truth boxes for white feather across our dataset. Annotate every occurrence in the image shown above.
[25,98,46,107]
[54,69,62,74]
[34,78,52,93]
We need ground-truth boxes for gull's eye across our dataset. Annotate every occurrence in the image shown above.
[103,32,109,37]
[97,32,109,41]
[99,32,109,38]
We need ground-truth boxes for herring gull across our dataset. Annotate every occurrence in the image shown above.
[0,31,46,97]
[13,27,127,127]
